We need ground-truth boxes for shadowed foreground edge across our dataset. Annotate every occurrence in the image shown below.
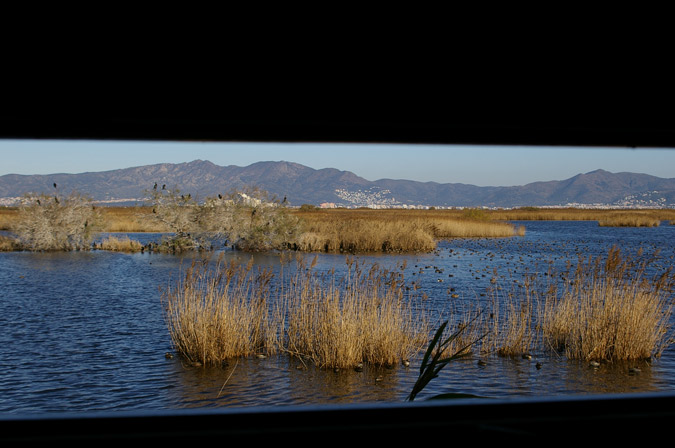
[1,392,674,444]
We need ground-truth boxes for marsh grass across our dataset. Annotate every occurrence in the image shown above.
[295,218,437,253]
[597,213,661,227]
[477,247,674,361]
[489,207,675,225]
[162,256,277,366]
[293,209,523,253]
[162,255,431,369]
[0,207,17,231]
[101,207,170,232]
[539,248,673,361]
[98,236,144,252]
[282,257,430,369]
[483,282,539,357]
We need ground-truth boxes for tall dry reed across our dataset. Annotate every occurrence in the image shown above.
[163,255,431,369]
[101,207,170,232]
[98,236,144,252]
[295,218,436,253]
[293,209,523,253]
[540,248,673,361]
[472,247,673,362]
[484,283,539,357]
[162,256,277,366]
[282,257,430,369]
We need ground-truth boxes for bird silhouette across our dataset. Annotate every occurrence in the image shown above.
[154,183,158,190]
[53,183,57,189]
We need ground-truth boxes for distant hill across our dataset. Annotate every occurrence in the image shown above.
[1,160,674,208]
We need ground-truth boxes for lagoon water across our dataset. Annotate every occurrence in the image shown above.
[1,222,674,414]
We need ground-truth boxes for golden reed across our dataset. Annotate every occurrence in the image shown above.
[162,254,430,369]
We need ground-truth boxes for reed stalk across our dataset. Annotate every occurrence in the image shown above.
[163,255,431,369]
[282,257,430,369]
[540,247,673,361]
[162,255,277,366]
[472,247,673,362]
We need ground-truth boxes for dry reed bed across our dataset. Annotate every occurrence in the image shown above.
[488,207,675,224]
[163,257,278,366]
[162,255,430,369]
[163,246,671,371]
[97,236,145,252]
[4,206,671,253]
[0,207,17,231]
[100,207,170,232]
[293,209,524,253]
[597,213,661,227]
[473,247,674,362]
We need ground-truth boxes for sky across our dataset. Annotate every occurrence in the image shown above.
[1,139,674,187]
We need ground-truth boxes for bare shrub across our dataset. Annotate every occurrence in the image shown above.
[146,185,201,251]
[13,191,101,251]
[147,185,301,252]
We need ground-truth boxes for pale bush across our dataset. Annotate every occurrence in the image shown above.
[147,185,301,252]
[13,191,101,251]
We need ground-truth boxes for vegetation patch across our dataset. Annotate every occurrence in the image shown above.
[0,234,21,251]
[597,213,661,227]
[162,255,431,370]
[11,190,101,251]
[476,247,674,362]
[98,236,144,252]
[293,209,524,253]
[146,185,302,252]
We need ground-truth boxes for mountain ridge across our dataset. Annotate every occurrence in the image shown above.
[1,160,674,208]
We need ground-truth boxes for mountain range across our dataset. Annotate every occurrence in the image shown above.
[1,160,674,208]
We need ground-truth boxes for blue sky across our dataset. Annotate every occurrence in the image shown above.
[1,139,674,187]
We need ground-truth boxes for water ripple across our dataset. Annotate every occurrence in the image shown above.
[1,222,674,414]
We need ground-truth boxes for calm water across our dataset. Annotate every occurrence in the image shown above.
[1,222,674,415]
